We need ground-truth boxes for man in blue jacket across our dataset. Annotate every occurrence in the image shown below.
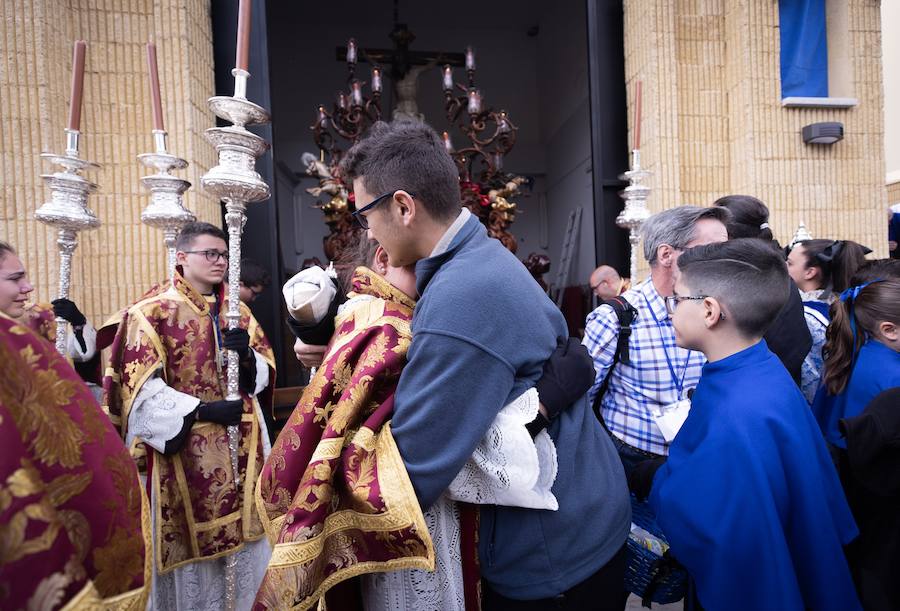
[340,119,631,609]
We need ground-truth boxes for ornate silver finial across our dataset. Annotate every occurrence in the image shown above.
[616,149,653,282]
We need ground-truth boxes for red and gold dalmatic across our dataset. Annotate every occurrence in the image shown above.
[19,302,56,344]
[0,312,150,610]
[254,267,433,611]
[102,269,275,574]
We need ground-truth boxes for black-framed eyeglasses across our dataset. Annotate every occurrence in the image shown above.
[664,294,709,316]
[183,249,229,263]
[351,190,415,230]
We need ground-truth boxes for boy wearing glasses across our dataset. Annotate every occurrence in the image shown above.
[631,239,860,611]
[102,221,276,610]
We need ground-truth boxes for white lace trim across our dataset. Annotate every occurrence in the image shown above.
[362,387,559,611]
[448,387,558,511]
[127,373,200,453]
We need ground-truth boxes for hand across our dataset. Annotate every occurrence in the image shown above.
[52,298,87,327]
[223,328,251,360]
[535,338,596,419]
[294,338,326,368]
[628,457,666,501]
[197,399,244,426]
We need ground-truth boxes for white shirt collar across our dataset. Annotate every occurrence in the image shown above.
[429,208,471,257]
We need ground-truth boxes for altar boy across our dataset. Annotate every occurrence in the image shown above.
[635,239,861,611]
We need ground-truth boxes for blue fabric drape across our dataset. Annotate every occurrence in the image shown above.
[779,0,829,98]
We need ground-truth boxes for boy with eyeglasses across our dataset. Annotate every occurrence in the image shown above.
[102,221,276,610]
[630,239,860,611]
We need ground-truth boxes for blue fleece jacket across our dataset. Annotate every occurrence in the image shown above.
[392,215,631,600]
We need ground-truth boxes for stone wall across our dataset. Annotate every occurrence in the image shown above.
[0,0,217,324]
[623,0,887,274]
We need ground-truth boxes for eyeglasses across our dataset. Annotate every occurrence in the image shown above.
[351,190,415,230]
[664,294,709,316]
[183,249,229,263]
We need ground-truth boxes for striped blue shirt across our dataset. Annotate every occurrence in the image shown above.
[583,278,705,455]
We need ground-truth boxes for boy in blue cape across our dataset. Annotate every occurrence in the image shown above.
[633,239,860,611]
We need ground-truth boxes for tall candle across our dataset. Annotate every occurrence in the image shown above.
[235,0,252,71]
[633,80,642,151]
[350,81,363,106]
[467,89,482,114]
[347,38,358,64]
[442,65,453,92]
[465,46,476,71]
[146,42,165,131]
[67,40,87,131]
[371,68,382,93]
[442,131,454,153]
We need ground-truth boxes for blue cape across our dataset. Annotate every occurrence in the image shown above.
[649,341,860,611]
[812,339,900,448]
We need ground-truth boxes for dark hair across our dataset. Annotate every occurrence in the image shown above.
[824,279,900,395]
[0,241,15,260]
[850,258,900,285]
[339,120,461,223]
[240,258,271,288]
[336,235,381,294]
[676,238,790,338]
[713,195,775,241]
[175,222,227,251]
[795,239,868,293]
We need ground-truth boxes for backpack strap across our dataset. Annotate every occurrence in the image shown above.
[591,296,638,420]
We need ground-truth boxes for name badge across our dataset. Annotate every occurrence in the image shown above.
[653,399,691,443]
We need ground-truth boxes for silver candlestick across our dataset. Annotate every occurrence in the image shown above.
[35,128,100,356]
[200,67,270,611]
[616,149,653,283]
[138,130,194,281]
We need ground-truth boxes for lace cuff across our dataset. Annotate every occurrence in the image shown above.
[447,387,558,510]
[127,373,201,453]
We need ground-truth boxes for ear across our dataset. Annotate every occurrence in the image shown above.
[656,244,675,268]
[373,245,390,273]
[878,320,899,342]
[176,250,188,266]
[393,190,417,228]
[703,297,725,329]
[804,266,819,282]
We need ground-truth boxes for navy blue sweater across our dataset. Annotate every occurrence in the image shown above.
[392,215,630,599]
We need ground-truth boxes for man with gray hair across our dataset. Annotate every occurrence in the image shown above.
[583,205,730,467]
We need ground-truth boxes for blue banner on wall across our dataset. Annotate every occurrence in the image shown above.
[779,0,829,98]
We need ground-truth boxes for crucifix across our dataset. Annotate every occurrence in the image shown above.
[335,1,466,120]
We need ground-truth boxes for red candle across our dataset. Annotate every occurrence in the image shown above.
[146,42,165,131]
[633,80,642,151]
[235,0,252,71]
[67,40,87,131]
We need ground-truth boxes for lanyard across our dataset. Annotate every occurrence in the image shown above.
[643,293,691,397]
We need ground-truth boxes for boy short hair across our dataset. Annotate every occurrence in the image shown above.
[339,120,461,223]
[677,238,790,338]
[175,222,227,251]
[240,258,271,288]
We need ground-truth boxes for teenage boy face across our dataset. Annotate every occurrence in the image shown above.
[353,179,417,268]
[178,235,228,289]
[670,275,706,351]
[0,253,35,318]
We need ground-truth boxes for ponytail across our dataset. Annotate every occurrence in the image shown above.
[798,239,870,293]
[823,279,900,395]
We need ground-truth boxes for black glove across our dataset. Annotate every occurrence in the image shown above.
[223,328,251,361]
[52,298,88,352]
[52,298,87,326]
[197,399,244,426]
[628,456,667,501]
[535,338,596,419]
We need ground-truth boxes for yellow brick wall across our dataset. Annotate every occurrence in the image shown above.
[888,181,900,206]
[0,0,217,324]
[624,0,887,274]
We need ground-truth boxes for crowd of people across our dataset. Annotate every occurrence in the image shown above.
[1,118,899,611]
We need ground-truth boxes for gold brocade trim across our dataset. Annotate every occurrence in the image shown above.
[154,412,265,574]
[351,427,377,452]
[349,266,417,311]
[310,438,344,462]
[267,422,434,569]
[266,423,434,611]
[171,453,201,557]
[255,475,281,545]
